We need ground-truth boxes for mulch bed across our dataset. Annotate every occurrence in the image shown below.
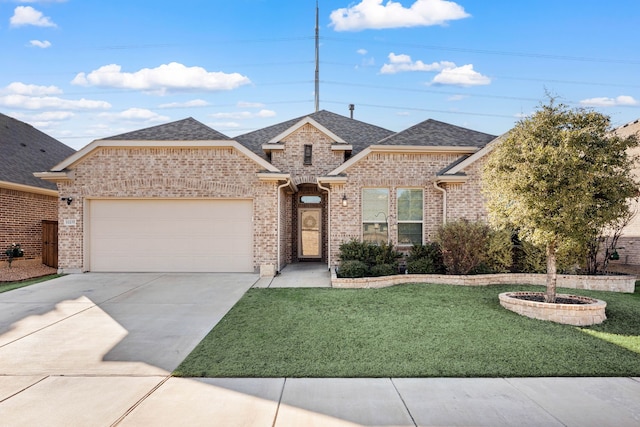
[0,263,58,283]
[512,294,590,305]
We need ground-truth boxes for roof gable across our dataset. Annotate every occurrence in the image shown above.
[103,117,230,141]
[235,110,394,158]
[379,118,496,148]
[0,113,75,191]
[266,117,346,144]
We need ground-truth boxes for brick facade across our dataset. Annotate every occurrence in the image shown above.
[55,146,279,273]
[0,187,58,262]
[325,151,487,266]
[48,116,494,275]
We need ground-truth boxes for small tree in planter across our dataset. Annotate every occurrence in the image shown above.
[483,98,639,302]
[4,243,24,268]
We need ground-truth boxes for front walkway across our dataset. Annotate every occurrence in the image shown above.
[254,262,331,288]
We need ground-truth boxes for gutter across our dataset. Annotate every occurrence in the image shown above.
[433,181,447,225]
[276,178,292,274]
[317,180,331,271]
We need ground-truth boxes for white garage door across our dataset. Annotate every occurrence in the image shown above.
[88,199,253,272]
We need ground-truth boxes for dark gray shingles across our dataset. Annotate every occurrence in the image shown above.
[378,118,496,148]
[235,110,395,157]
[0,113,76,190]
[102,117,230,141]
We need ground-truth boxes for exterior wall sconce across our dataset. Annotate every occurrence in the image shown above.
[342,194,347,207]
[61,197,73,205]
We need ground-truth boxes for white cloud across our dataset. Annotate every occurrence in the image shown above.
[210,110,276,120]
[579,96,638,107]
[357,49,368,55]
[30,111,74,121]
[209,121,241,129]
[0,94,111,110]
[99,108,169,122]
[432,64,491,87]
[447,94,468,101]
[4,82,62,96]
[380,53,455,74]
[330,0,470,31]
[10,6,57,27]
[29,40,51,48]
[158,99,210,108]
[237,101,265,108]
[72,62,251,95]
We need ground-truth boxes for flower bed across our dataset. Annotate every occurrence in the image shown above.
[331,271,636,293]
[498,292,607,326]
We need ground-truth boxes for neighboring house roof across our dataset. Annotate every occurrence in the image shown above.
[614,119,640,138]
[103,117,230,141]
[235,110,395,157]
[0,112,75,192]
[378,118,496,148]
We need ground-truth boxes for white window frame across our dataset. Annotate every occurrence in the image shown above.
[362,188,389,245]
[396,188,423,246]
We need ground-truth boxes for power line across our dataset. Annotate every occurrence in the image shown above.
[322,36,640,65]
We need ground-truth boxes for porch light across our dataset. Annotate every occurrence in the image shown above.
[342,194,347,207]
[61,197,73,205]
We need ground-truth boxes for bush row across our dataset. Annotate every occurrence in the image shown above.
[336,219,577,278]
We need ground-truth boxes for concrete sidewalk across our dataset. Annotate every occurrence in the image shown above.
[2,375,639,426]
[1,273,639,426]
[254,262,331,288]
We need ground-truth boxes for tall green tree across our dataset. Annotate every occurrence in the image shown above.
[483,99,638,302]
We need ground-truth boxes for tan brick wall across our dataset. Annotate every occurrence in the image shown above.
[0,187,57,262]
[446,157,488,223]
[271,124,344,181]
[328,151,487,265]
[56,146,279,272]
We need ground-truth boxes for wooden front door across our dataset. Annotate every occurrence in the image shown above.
[298,208,322,259]
[42,220,58,268]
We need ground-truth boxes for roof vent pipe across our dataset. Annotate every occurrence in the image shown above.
[349,104,355,119]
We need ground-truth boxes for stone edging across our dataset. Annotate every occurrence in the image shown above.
[498,292,607,326]
[331,272,636,293]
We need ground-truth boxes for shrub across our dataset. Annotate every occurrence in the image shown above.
[375,241,403,266]
[370,263,397,277]
[337,260,369,278]
[436,219,490,275]
[407,258,437,274]
[406,242,445,274]
[339,239,379,265]
[486,228,514,273]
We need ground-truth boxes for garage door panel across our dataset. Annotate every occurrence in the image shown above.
[89,200,253,272]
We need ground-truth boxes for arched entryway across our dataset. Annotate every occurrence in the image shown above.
[292,184,327,263]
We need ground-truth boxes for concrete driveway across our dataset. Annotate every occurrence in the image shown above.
[0,273,257,375]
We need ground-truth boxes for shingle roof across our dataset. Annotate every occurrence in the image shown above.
[0,113,76,190]
[378,118,496,148]
[102,117,230,141]
[614,119,640,138]
[235,110,395,157]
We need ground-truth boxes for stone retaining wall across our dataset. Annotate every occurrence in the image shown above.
[331,272,636,293]
[498,292,607,326]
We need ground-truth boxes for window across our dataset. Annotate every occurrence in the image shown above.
[397,189,423,245]
[300,195,321,204]
[362,188,389,245]
[303,144,312,165]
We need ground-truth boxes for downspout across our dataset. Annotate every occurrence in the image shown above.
[317,180,331,271]
[276,179,291,274]
[433,180,447,225]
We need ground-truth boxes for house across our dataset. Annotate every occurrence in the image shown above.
[35,110,496,275]
[610,119,640,267]
[1,113,76,268]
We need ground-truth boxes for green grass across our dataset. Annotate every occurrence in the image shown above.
[0,274,63,294]
[174,283,640,378]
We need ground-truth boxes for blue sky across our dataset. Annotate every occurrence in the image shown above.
[2,0,639,150]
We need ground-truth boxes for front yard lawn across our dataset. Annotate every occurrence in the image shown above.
[174,283,640,378]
